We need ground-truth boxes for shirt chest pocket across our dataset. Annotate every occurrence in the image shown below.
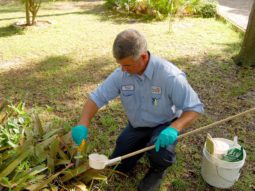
[151,93,162,107]
[121,90,135,112]
[122,90,134,97]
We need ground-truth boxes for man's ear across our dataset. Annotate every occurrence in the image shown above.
[140,52,148,62]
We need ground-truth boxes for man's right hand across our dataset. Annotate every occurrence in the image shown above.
[72,125,88,145]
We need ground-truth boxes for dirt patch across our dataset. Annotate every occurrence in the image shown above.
[0,59,22,71]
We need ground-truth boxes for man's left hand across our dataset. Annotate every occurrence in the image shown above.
[155,126,178,152]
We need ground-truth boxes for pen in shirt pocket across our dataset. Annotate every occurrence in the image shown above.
[152,98,158,106]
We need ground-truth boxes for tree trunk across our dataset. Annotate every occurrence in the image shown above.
[29,0,41,25]
[25,0,31,26]
[235,0,255,67]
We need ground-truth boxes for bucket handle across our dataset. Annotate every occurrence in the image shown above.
[216,166,240,183]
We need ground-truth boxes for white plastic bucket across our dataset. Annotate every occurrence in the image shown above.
[201,138,246,189]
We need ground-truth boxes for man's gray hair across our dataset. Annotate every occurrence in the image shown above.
[113,29,147,60]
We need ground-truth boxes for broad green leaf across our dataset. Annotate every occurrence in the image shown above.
[9,102,25,115]
[0,176,13,188]
[0,146,32,178]
[7,121,16,128]
[43,128,62,140]
[57,148,69,160]
[39,135,57,149]
[34,144,47,164]
[47,155,54,174]
[47,138,60,173]
[14,165,48,185]
[0,151,19,167]
[29,174,46,184]
[33,114,44,137]
[49,139,59,160]
[26,164,72,191]
[79,169,107,184]
[61,164,90,182]
[13,182,28,191]
[7,140,18,148]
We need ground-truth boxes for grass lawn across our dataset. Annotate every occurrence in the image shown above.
[1,0,255,190]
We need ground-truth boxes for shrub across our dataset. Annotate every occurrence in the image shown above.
[104,0,217,19]
[0,100,109,190]
[105,0,182,19]
[194,0,217,18]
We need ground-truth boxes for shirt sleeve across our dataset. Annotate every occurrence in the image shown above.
[89,69,121,108]
[169,74,204,113]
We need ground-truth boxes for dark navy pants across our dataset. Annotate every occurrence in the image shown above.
[110,121,177,173]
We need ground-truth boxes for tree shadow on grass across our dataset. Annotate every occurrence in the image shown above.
[0,24,25,37]
[162,41,254,122]
[0,40,254,120]
[0,54,115,112]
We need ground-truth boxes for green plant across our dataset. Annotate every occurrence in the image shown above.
[0,101,30,148]
[194,0,217,18]
[0,100,113,190]
[105,0,216,19]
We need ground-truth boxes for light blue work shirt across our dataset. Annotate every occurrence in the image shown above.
[90,53,204,128]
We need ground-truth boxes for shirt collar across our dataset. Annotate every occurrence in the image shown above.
[143,51,154,80]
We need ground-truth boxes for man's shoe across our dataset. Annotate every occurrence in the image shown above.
[138,168,166,191]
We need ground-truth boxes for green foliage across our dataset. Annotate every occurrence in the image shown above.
[194,0,217,18]
[0,100,111,190]
[104,0,217,19]
[0,102,30,148]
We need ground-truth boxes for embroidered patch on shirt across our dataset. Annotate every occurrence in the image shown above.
[151,86,161,94]
[122,85,135,91]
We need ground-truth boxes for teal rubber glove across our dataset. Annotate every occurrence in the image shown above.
[155,126,178,152]
[72,125,88,146]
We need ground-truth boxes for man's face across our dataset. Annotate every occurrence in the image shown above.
[116,54,148,75]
